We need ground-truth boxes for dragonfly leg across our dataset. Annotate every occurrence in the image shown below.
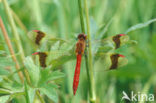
[86,44,89,47]
[85,40,89,47]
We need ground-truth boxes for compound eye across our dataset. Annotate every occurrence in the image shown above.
[77,34,81,39]
[77,33,87,40]
[83,35,87,40]
[78,34,83,39]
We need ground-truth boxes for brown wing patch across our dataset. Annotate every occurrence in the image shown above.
[38,52,47,68]
[112,35,121,49]
[110,54,120,70]
[35,31,45,45]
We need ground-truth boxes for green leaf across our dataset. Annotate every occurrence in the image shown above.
[39,67,50,82]
[24,82,35,103]
[0,69,9,75]
[47,71,65,81]
[0,57,14,68]
[0,88,11,95]
[24,82,30,103]
[24,57,40,86]
[38,68,50,85]
[0,80,23,93]
[0,95,10,103]
[39,84,58,103]
[9,91,25,100]
[0,50,5,55]
[28,88,35,103]
[39,67,64,86]
[125,18,156,34]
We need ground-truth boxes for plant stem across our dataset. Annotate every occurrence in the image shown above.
[2,0,45,102]
[0,16,24,83]
[2,0,31,85]
[78,0,89,78]
[11,9,28,33]
[77,0,90,101]
[78,0,85,33]
[2,0,25,61]
[36,90,45,103]
[84,0,96,102]
[78,0,96,102]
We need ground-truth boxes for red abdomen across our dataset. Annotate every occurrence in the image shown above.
[73,54,82,95]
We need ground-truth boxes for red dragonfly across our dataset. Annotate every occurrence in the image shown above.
[73,34,86,95]
[27,30,131,95]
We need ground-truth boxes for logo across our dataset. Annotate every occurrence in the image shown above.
[121,91,155,102]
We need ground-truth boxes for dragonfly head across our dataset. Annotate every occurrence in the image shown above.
[78,33,87,40]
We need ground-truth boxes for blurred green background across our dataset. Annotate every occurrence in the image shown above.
[0,0,156,103]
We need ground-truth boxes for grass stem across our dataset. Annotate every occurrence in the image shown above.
[2,0,31,86]
[11,9,28,33]
[36,90,45,103]
[78,0,85,33]
[77,0,89,83]
[84,0,96,102]
[2,0,45,102]
[0,16,24,83]
[2,0,25,61]
[78,0,96,102]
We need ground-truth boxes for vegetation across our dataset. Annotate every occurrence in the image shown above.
[0,0,156,103]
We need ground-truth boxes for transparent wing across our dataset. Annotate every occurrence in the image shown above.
[27,30,135,56]
[91,34,131,54]
[27,30,129,71]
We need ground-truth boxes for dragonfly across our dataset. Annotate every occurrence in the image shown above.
[73,34,86,95]
[27,30,131,95]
